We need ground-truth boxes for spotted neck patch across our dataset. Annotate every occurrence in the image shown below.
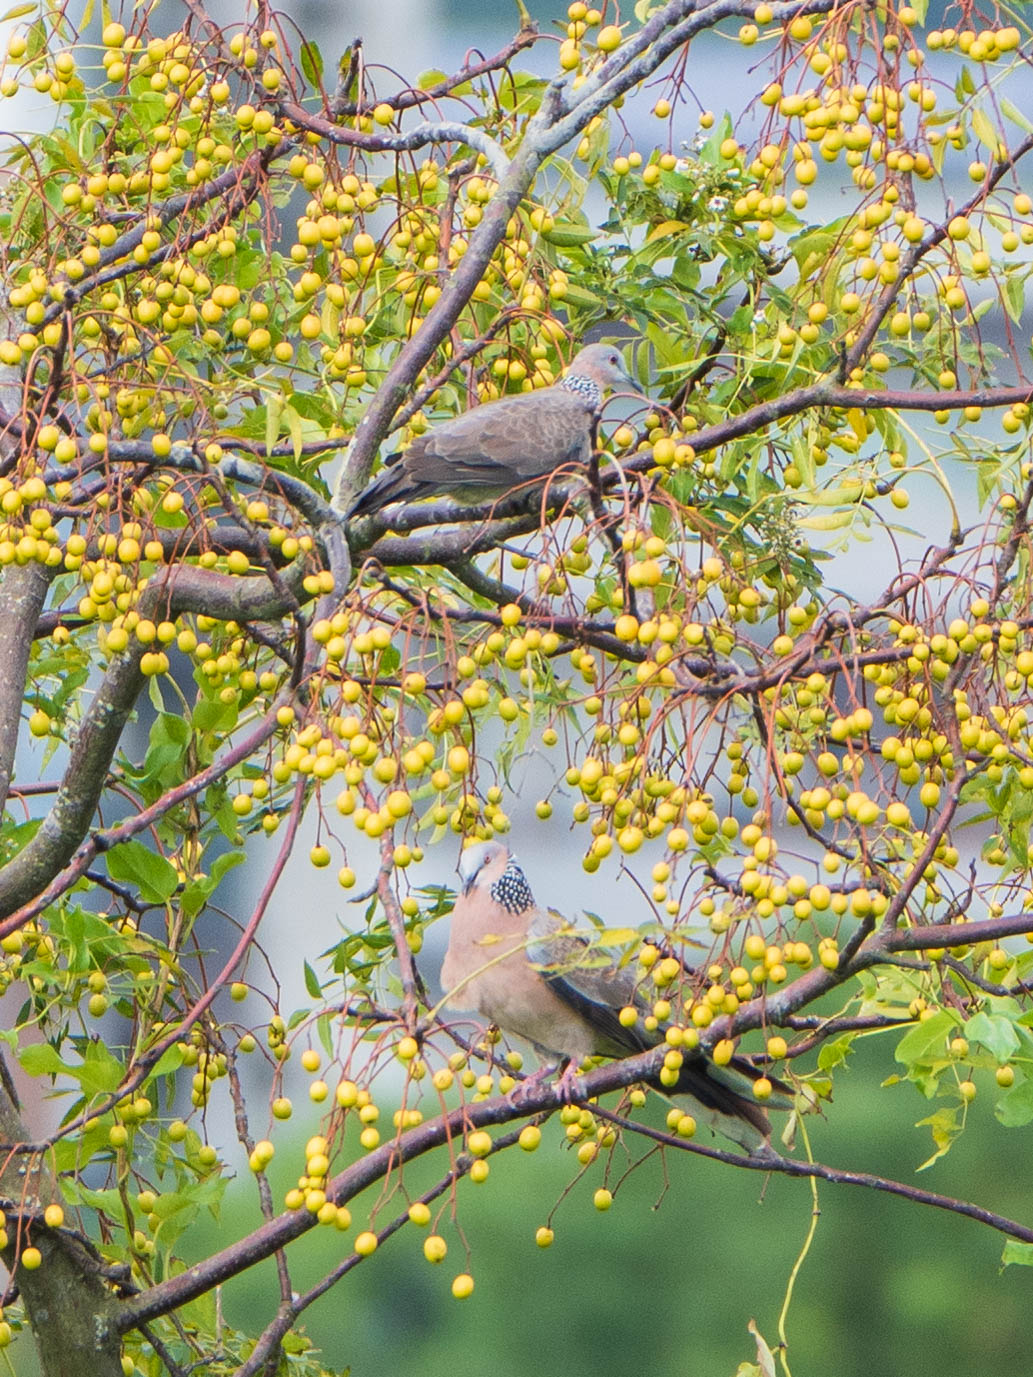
[559,373,603,411]
[490,860,535,914]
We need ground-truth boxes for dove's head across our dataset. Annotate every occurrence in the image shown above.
[457,841,535,914]
[566,342,636,393]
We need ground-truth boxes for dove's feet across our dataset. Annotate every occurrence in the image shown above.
[553,1059,587,1104]
[506,1063,554,1107]
[506,1060,586,1107]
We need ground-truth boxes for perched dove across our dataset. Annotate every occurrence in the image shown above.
[440,841,794,1152]
[348,343,634,517]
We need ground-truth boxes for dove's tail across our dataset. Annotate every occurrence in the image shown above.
[661,1056,796,1153]
[347,453,409,518]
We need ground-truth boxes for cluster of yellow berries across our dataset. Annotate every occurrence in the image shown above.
[405,1204,473,1294]
[559,4,624,73]
[279,1135,352,1228]
[255,1082,486,1296]
[593,0,1033,388]
[279,137,582,393]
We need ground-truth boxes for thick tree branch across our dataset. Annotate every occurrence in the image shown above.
[0,563,51,815]
[0,693,292,939]
[345,379,1033,566]
[0,558,311,923]
[0,1064,123,1377]
[114,1030,1033,1335]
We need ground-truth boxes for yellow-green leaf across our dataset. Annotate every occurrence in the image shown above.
[540,222,597,246]
[284,404,304,462]
[646,219,692,242]
[796,481,865,507]
[265,395,283,456]
[796,509,856,531]
[970,105,1000,153]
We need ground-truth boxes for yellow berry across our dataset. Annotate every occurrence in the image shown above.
[28,709,51,737]
[712,1038,735,1065]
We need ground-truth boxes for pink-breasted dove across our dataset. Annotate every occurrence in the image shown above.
[348,343,633,517]
[440,841,794,1152]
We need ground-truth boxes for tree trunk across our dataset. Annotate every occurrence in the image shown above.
[0,1059,124,1377]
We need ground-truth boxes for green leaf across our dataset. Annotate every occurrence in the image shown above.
[107,839,178,903]
[1001,98,1033,137]
[995,1078,1033,1127]
[1002,274,1025,324]
[140,711,191,786]
[1,816,43,859]
[147,674,166,714]
[299,39,323,86]
[556,280,602,308]
[180,879,208,920]
[964,1011,1020,1062]
[894,1010,957,1064]
[181,854,244,920]
[78,1040,125,1096]
[541,221,597,247]
[914,1106,962,1168]
[317,1011,335,1059]
[303,960,322,999]
[789,218,848,276]
[61,905,88,971]
[970,106,1000,152]
[265,394,283,456]
[148,1044,184,1080]
[211,849,246,885]
[62,1182,124,1214]
[1003,1240,1033,1267]
[284,403,305,462]
[191,696,238,732]
[817,1033,857,1071]
[19,1043,65,1076]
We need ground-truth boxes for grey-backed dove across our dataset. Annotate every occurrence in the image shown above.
[348,343,633,517]
[440,841,795,1152]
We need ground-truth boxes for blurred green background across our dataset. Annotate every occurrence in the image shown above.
[193,1037,1032,1377]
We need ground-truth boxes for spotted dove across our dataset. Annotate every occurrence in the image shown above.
[348,343,633,517]
[441,841,795,1152]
